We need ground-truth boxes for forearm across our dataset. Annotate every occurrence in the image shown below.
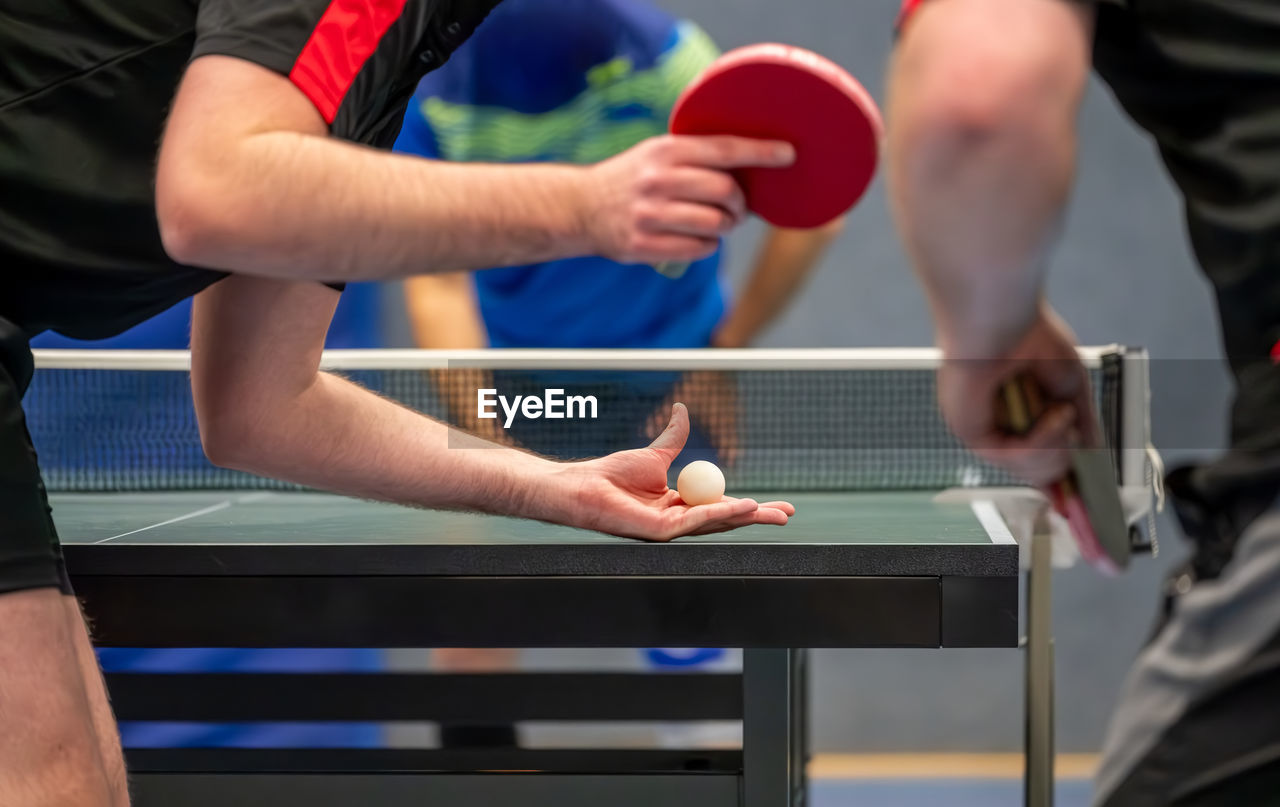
[404,274,500,431]
[886,9,1090,357]
[165,133,592,281]
[209,371,571,521]
[162,57,796,283]
[715,222,841,347]
[888,113,1071,355]
[406,275,488,349]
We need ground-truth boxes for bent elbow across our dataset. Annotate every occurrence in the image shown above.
[898,88,1040,168]
[155,166,239,268]
[891,52,1080,179]
[196,407,258,471]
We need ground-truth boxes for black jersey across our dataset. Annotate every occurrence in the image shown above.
[0,0,499,339]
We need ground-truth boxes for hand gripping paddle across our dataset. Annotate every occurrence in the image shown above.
[1001,375,1132,575]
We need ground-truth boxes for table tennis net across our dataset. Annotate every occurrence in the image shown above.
[26,349,1140,493]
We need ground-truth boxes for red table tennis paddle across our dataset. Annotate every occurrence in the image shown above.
[1001,376,1131,576]
[669,43,883,230]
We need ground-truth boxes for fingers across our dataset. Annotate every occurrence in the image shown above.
[971,401,1076,486]
[681,500,794,537]
[669,497,796,539]
[667,135,796,170]
[647,402,691,464]
[667,497,760,537]
[627,176,742,253]
[647,167,748,222]
[755,500,797,517]
[752,505,793,525]
[941,330,1095,488]
[675,499,755,536]
[627,233,721,265]
[636,200,738,239]
[594,135,791,263]
[1027,356,1092,427]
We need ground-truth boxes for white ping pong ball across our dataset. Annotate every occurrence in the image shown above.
[676,460,725,506]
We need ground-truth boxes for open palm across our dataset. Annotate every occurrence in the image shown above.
[566,404,793,541]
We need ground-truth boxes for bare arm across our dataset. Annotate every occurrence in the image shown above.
[191,276,555,515]
[404,273,487,349]
[713,219,844,348]
[885,0,1099,484]
[402,273,507,442]
[157,57,793,282]
[190,275,793,538]
[886,0,1093,357]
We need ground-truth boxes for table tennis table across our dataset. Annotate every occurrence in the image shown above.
[33,345,1153,807]
[60,489,1019,807]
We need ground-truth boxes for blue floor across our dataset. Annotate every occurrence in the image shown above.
[812,779,1093,807]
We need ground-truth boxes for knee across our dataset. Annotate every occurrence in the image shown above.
[12,741,116,807]
[17,707,117,806]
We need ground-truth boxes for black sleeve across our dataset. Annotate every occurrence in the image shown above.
[191,0,329,80]
[191,0,464,145]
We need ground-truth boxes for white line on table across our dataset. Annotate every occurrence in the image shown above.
[971,500,1017,545]
[95,492,276,543]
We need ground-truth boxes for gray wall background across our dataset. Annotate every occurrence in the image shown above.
[381,0,1235,753]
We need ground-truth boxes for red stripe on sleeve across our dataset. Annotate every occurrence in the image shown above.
[1271,339,1280,364]
[289,0,410,124]
[897,0,927,29]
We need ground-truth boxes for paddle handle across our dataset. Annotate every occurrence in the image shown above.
[1000,376,1077,498]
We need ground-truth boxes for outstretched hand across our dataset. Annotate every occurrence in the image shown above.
[559,403,794,541]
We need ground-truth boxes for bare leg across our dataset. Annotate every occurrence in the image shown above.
[65,597,130,806]
[0,587,114,807]
[433,648,522,747]
[432,648,521,672]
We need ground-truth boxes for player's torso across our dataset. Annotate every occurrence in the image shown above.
[0,0,213,339]
[0,0,501,339]
[1,0,209,337]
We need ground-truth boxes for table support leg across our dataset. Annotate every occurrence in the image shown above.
[1025,531,1055,807]
[793,649,810,806]
[743,648,801,807]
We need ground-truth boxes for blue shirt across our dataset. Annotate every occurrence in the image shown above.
[394,0,726,348]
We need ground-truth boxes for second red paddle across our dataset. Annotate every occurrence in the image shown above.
[669,43,883,229]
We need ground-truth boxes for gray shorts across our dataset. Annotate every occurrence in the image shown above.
[1095,486,1280,806]
[1086,0,1280,798]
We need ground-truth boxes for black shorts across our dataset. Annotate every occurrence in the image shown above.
[0,317,71,596]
